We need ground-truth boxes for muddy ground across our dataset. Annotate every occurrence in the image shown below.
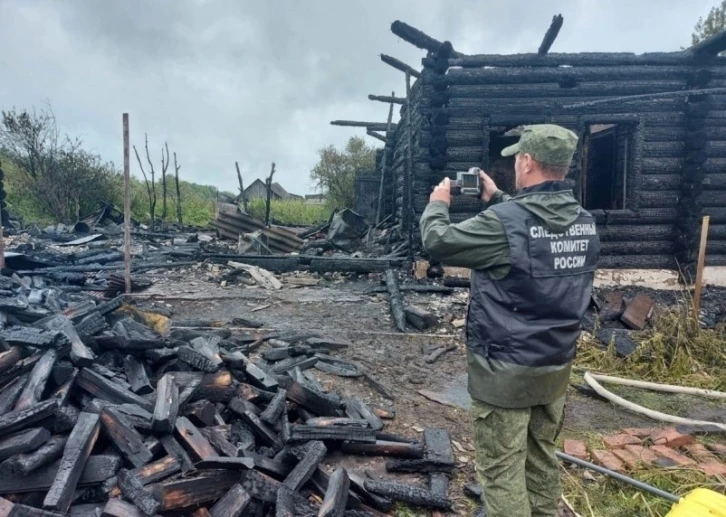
[130,264,726,516]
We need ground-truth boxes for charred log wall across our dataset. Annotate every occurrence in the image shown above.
[389,55,726,269]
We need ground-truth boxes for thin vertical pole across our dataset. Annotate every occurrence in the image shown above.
[376,92,396,225]
[123,113,131,295]
[693,215,710,319]
[405,71,414,262]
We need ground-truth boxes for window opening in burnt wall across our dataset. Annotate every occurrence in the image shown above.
[487,127,519,196]
[581,124,632,210]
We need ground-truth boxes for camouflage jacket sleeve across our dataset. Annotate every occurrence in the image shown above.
[419,190,511,270]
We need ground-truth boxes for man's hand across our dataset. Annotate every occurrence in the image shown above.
[430,177,451,206]
[478,169,498,203]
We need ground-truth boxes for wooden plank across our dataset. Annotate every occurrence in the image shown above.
[275,486,296,517]
[259,389,286,425]
[341,440,424,458]
[0,347,21,374]
[344,398,384,431]
[117,468,161,516]
[364,480,451,510]
[184,400,216,427]
[178,346,220,373]
[101,498,146,517]
[289,424,376,443]
[149,470,239,511]
[278,377,340,416]
[2,435,67,475]
[123,356,153,395]
[199,425,238,457]
[694,215,711,318]
[76,368,154,412]
[0,400,58,436]
[105,455,180,498]
[152,374,179,434]
[15,349,57,411]
[100,406,153,468]
[174,416,216,461]
[209,484,251,517]
[43,412,101,513]
[160,435,194,473]
[0,376,27,415]
[283,440,327,491]
[319,467,350,517]
[0,427,50,462]
[228,398,282,450]
[36,314,95,367]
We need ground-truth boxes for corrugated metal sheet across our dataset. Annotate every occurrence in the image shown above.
[211,203,303,254]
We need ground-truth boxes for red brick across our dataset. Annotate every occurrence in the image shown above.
[706,443,726,459]
[622,428,657,438]
[591,450,625,472]
[624,445,660,466]
[611,448,642,470]
[603,433,642,450]
[621,294,655,330]
[698,460,726,477]
[651,445,697,466]
[684,443,714,460]
[563,440,588,460]
[650,428,695,448]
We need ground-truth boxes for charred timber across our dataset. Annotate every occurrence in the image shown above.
[390,20,461,57]
[384,269,407,332]
[380,54,421,79]
[117,468,161,516]
[538,14,564,55]
[2,434,67,475]
[319,467,350,517]
[77,368,155,412]
[441,52,726,68]
[0,400,58,435]
[15,349,56,411]
[330,120,399,132]
[201,254,407,273]
[563,87,726,109]
[368,94,405,105]
[283,440,327,491]
[689,29,726,57]
[0,427,50,462]
[341,440,423,459]
[366,131,387,143]
[100,406,153,468]
[364,480,451,510]
[149,470,239,511]
[209,484,251,517]
[174,416,217,461]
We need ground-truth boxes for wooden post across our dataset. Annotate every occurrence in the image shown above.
[693,215,710,318]
[0,216,5,270]
[376,92,396,225]
[123,114,131,295]
[405,71,414,262]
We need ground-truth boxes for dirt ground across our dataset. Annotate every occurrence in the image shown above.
[130,265,726,516]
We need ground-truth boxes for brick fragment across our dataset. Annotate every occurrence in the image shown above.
[611,448,641,470]
[591,450,625,472]
[650,428,695,448]
[698,460,726,477]
[563,440,588,460]
[624,445,660,466]
[603,433,641,450]
[621,294,655,330]
[622,428,657,438]
[650,445,696,466]
[600,291,624,321]
[706,443,726,458]
[684,443,714,460]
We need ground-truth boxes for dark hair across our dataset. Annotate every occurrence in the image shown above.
[533,159,569,179]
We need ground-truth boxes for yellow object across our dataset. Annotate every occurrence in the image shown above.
[118,303,171,335]
[666,488,726,517]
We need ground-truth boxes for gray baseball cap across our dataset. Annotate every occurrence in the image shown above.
[501,124,578,167]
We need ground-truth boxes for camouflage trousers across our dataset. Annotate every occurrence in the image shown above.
[470,395,566,517]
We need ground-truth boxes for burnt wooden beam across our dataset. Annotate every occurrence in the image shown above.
[289,424,375,443]
[152,374,178,434]
[117,468,161,516]
[123,356,153,395]
[43,412,101,513]
[100,407,153,468]
[386,428,455,473]
[259,388,286,426]
[563,87,726,109]
[199,425,238,457]
[690,27,726,57]
[330,120,398,133]
[178,346,220,373]
[105,455,181,498]
[0,454,120,495]
[538,14,563,55]
[368,94,405,105]
[430,472,448,499]
[364,480,451,510]
[283,440,327,491]
[101,498,146,517]
[404,306,438,330]
[275,486,296,517]
[380,54,421,79]
[15,349,57,411]
[366,130,387,143]
[184,400,216,427]
[348,471,393,513]
[278,377,340,416]
[208,484,251,517]
[344,398,383,431]
[2,434,67,475]
[239,470,282,503]
[195,456,255,470]
[341,440,424,459]
[174,416,216,461]
[228,398,282,450]
[0,347,21,374]
[221,353,277,391]
[0,400,58,435]
[0,427,50,461]
[319,467,350,517]
[0,375,27,415]
[440,52,722,68]
[160,435,194,473]
[385,269,407,332]
[149,470,239,511]
[77,368,155,412]
[0,328,62,349]
[390,20,461,57]
[0,502,65,517]
[36,314,95,366]
[242,450,292,477]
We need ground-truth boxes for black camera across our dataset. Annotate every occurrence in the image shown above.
[450,169,483,197]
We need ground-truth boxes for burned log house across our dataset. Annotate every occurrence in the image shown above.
[336,17,726,273]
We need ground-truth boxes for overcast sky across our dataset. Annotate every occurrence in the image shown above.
[0,0,715,196]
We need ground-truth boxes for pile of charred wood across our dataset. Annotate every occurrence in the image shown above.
[0,286,456,515]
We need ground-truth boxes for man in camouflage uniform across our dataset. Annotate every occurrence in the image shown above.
[420,125,600,517]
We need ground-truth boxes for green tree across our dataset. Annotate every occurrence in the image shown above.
[310,136,376,209]
[692,1,726,46]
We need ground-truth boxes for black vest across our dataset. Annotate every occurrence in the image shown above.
[466,198,600,370]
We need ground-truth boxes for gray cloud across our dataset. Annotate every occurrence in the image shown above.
[0,0,714,196]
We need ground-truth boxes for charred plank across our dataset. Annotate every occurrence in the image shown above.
[105,455,181,498]
[43,412,101,513]
[15,349,57,411]
[341,440,423,459]
[2,435,67,475]
[0,375,27,415]
[149,470,239,511]
[319,467,350,517]
[344,399,383,431]
[259,389,286,426]
[0,328,61,349]
[275,486,296,517]
[278,377,340,416]
[384,269,406,332]
[195,456,254,470]
[100,407,153,468]
[178,346,220,373]
[174,416,216,461]
[100,498,146,517]
[289,425,375,443]
[152,374,178,434]
[117,468,161,516]
[0,428,50,461]
[199,426,238,457]
[209,484,251,517]
[36,314,95,367]
[0,400,58,436]
[221,352,277,391]
[347,472,393,513]
[184,400,216,427]
[363,480,451,510]
[76,368,154,412]
[283,440,326,491]
[0,347,21,374]
[160,435,194,474]
[123,356,153,395]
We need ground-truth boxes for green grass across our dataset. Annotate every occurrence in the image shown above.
[246,198,330,226]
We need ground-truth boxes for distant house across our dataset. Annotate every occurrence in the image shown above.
[244,179,302,201]
[305,194,326,205]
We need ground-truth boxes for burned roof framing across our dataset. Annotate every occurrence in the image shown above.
[337,16,726,274]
